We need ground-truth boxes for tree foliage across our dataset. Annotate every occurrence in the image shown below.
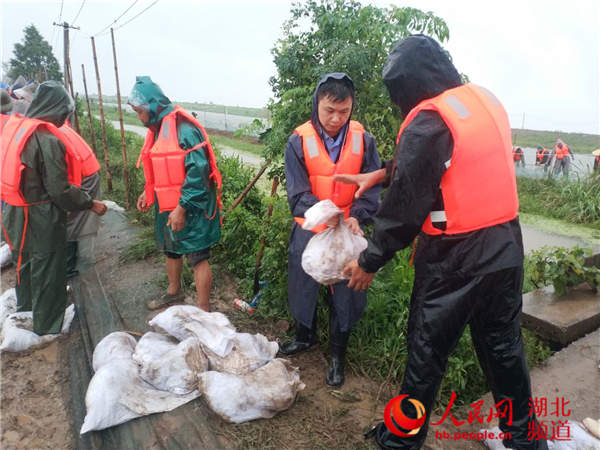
[6,25,63,83]
[264,0,450,173]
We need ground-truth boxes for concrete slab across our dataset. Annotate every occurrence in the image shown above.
[521,284,600,345]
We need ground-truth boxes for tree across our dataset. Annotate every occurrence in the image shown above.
[6,24,63,83]
[264,0,450,173]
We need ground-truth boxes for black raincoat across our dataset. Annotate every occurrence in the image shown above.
[362,36,546,450]
[285,73,381,334]
[2,81,93,335]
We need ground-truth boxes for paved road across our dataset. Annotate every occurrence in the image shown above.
[110,120,262,167]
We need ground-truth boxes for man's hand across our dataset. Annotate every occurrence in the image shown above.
[345,217,364,236]
[333,168,386,199]
[167,205,186,232]
[137,191,150,213]
[343,259,375,291]
[91,200,108,216]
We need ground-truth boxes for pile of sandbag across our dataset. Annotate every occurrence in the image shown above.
[0,288,76,352]
[482,421,600,449]
[81,305,304,433]
[301,200,368,285]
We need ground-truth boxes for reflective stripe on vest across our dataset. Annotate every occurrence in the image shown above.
[137,106,223,215]
[293,120,364,233]
[0,116,82,206]
[59,124,101,177]
[396,83,518,235]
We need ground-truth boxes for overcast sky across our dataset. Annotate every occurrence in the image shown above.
[1,0,598,134]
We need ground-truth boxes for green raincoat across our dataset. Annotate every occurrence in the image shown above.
[2,81,93,334]
[129,76,220,255]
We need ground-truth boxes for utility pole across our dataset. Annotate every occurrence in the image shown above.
[54,21,81,132]
[53,22,80,90]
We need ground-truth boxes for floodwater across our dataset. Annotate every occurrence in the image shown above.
[521,224,598,254]
[514,147,596,179]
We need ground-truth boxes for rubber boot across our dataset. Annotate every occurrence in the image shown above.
[326,326,349,387]
[279,314,317,356]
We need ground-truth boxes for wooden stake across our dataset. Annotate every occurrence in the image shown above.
[227,160,270,213]
[91,36,113,193]
[110,28,130,209]
[81,64,98,154]
[253,176,279,295]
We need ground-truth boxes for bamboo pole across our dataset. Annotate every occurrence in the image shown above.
[110,28,130,209]
[91,36,113,193]
[226,160,270,213]
[81,64,98,154]
[66,56,81,134]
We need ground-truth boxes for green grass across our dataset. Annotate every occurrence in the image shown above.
[512,128,599,154]
[517,175,600,228]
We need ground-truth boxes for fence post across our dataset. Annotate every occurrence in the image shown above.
[81,64,98,154]
[110,28,131,209]
[91,36,113,193]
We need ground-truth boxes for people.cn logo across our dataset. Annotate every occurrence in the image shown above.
[384,395,426,437]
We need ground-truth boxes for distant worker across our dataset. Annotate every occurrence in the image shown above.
[552,138,573,177]
[131,76,222,312]
[535,146,550,165]
[512,145,525,166]
[594,151,600,173]
[1,81,107,335]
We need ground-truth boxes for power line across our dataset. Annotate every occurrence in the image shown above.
[93,0,139,37]
[71,0,87,26]
[112,0,160,32]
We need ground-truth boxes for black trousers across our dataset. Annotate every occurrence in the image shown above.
[374,266,546,450]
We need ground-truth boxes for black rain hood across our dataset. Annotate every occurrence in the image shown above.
[383,34,462,117]
[26,80,74,127]
[310,72,355,135]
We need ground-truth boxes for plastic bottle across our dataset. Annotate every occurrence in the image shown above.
[233,298,255,314]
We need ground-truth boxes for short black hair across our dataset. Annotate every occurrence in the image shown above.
[317,78,354,103]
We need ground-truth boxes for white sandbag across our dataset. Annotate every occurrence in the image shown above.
[0,288,17,331]
[301,199,342,231]
[0,242,12,268]
[80,358,200,434]
[0,304,75,353]
[92,331,138,372]
[198,358,305,424]
[102,200,125,212]
[583,417,600,440]
[132,332,208,395]
[149,305,236,357]
[302,224,367,285]
[203,332,279,375]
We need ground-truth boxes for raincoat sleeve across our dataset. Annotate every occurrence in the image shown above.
[177,121,210,211]
[358,111,453,273]
[37,131,93,211]
[349,132,382,225]
[285,133,319,217]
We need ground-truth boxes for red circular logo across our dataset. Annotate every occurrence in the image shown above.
[383,395,426,437]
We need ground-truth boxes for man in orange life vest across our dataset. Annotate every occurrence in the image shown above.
[337,36,547,449]
[280,73,381,387]
[130,76,222,312]
[1,81,107,335]
[551,138,573,177]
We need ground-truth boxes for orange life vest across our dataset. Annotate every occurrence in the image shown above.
[0,115,83,283]
[0,115,82,206]
[536,148,548,162]
[293,120,364,233]
[396,83,518,235]
[512,147,522,161]
[555,144,568,159]
[136,106,223,215]
[58,123,101,177]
